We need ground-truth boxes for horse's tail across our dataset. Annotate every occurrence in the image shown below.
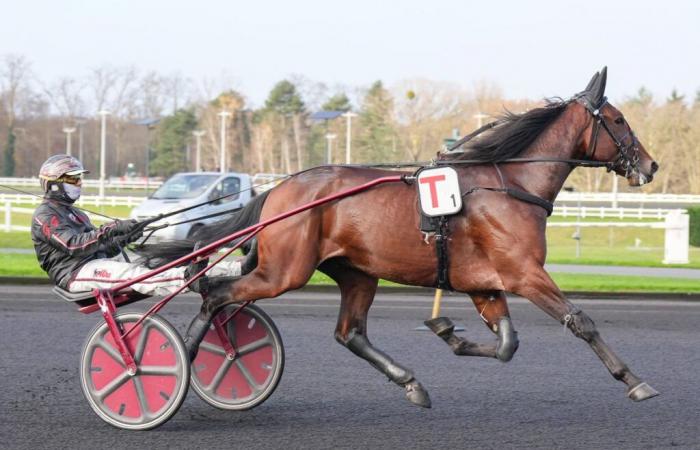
[135,190,270,268]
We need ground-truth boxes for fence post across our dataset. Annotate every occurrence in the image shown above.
[4,202,11,232]
[663,210,689,264]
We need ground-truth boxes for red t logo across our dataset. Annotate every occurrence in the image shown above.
[419,174,446,208]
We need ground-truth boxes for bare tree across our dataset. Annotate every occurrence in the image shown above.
[1,54,33,175]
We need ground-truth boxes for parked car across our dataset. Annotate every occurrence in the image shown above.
[130,171,254,241]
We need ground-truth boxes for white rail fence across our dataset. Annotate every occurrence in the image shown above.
[3,198,691,264]
[3,204,114,232]
[548,210,690,264]
[554,206,681,220]
[555,191,700,205]
[0,194,144,208]
[0,177,162,190]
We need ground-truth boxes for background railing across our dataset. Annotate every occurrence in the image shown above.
[0,194,144,207]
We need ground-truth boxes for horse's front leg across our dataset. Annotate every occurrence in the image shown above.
[424,291,518,362]
[509,264,659,401]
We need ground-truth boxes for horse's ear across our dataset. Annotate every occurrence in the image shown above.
[584,71,600,93]
[591,66,608,106]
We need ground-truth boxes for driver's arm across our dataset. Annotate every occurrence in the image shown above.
[34,215,118,258]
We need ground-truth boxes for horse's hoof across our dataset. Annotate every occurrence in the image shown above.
[424,317,455,337]
[627,382,660,402]
[405,381,431,408]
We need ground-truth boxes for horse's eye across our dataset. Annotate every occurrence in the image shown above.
[614,117,625,125]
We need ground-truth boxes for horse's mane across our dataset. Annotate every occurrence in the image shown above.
[440,98,571,162]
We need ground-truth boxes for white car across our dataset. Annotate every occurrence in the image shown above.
[130,172,254,242]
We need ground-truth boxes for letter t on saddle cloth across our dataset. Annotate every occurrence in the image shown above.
[416,167,463,291]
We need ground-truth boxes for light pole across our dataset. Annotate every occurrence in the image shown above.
[62,127,76,156]
[218,111,232,173]
[75,118,86,163]
[98,110,110,198]
[133,118,161,195]
[325,133,337,165]
[342,112,357,164]
[192,130,205,172]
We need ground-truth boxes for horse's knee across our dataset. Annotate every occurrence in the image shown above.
[564,309,599,342]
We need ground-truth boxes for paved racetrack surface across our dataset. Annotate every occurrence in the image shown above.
[0,285,698,449]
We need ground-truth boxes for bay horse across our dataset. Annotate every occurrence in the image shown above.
[139,67,660,408]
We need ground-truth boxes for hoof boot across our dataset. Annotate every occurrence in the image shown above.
[627,382,660,402]
[424,317,455,337]
[405,380,431,408]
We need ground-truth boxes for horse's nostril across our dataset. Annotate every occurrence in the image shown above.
[651,161,659,173]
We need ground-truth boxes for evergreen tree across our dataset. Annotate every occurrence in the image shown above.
[264,80,305,115]
[667,88,685,104]
[3,129,15,176]
[629,86,653,107]
[150,109,197,177]
[321,93,351,112]
[357,81,395,163]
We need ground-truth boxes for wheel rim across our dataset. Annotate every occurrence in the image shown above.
[80,313,189,430]
[191,305,284,410]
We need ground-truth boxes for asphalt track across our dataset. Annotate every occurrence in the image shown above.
[0,285,698,450]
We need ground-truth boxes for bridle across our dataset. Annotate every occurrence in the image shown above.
[575,94,641,177]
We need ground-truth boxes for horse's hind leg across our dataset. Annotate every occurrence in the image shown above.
[511,266,659,401]
[424,291,518,361]
[323,262,431,408]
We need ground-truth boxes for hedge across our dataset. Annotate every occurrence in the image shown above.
[690,207,700,247]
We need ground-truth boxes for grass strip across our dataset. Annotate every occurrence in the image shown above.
[3,254,697,293]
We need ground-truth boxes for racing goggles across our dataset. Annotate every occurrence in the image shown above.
[57,174,83,185]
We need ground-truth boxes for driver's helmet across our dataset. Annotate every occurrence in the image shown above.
[38,154,89,193]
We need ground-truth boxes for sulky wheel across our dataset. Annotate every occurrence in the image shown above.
[79,313,190,430]
[190,304,284,410]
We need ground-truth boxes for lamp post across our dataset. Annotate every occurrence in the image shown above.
[133,118,161,195]
[342,111,357,164]
[75,118,86,162]
[218,111,232,173]
[98,110,110,198]
[325,133,337,165]
[192,130,205,172]
[62,127,76,156]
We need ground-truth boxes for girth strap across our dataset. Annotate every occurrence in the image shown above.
[463,186,554,216]
[435,216,452,290]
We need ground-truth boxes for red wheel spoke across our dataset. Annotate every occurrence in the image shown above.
[234,359,263,394]
[235,337,272,357]
[131,376,150,421]
[133,323,152,363]
[199,340,226,356]
[139,366,180,376]
[206,358,233,393]
[95,337,125,368]
[95,371,131,401]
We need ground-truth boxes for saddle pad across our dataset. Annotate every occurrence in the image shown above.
[417,167,463,217]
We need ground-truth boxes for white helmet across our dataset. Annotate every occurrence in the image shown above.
[39,155,88,194]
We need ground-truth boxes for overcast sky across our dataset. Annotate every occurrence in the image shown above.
[3,0,699,107]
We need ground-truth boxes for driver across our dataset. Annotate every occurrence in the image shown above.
[31,155,240,296]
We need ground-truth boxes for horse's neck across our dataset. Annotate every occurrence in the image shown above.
[504,107,588,203]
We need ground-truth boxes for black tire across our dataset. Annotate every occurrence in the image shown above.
[79,313,190,430]
[190,304,284,410]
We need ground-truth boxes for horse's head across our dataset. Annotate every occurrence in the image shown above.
[574,67,658,186]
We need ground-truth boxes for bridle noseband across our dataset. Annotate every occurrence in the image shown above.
[575,95,641,177]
